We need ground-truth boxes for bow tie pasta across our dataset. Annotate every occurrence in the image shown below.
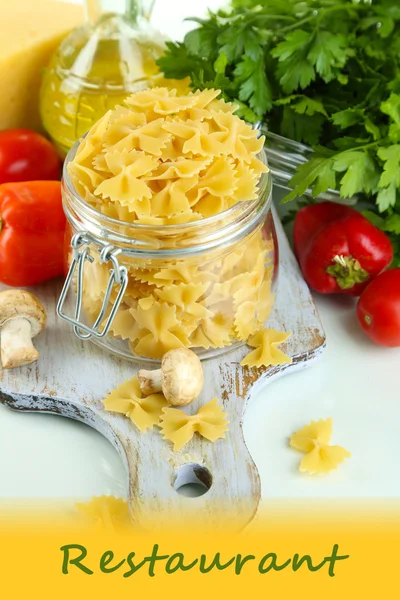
[67,87,276,360]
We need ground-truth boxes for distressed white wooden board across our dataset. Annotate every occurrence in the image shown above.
[0,208,325,530]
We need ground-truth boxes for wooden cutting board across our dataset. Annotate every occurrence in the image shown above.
[0,209,325,530]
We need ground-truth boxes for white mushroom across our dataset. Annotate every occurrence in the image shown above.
[138,348,204,406]
[0,290,46,369]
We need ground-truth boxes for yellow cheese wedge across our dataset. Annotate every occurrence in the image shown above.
[0,0,84,131]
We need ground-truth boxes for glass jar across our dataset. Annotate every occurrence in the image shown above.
[40,0,165,156]
[57,144,278,364]
[262,128,357,213]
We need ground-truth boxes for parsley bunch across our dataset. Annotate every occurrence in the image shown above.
[157,0,400,265]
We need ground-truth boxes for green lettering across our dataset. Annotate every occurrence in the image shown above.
[100,550,125,573]
[292,553,324,572]
[324,544,350,577]
[60,544,93,575]
[147,544,169,577]
[165,553,198,574]
[123,552,148,578]
[258,553,291,573]
[235,554,255,575]
[199,553,235,573]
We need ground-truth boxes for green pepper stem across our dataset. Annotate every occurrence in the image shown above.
[326,254,369,289]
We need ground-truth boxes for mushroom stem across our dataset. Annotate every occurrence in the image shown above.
[1,317,39,369]
[138,368,162,395]
[138,349,204,406]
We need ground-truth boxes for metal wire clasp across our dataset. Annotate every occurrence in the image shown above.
[57,232,128,340]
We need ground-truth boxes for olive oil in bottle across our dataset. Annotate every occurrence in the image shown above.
[40,0,164,156]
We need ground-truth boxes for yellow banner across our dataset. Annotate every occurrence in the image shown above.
[0,499,398,599]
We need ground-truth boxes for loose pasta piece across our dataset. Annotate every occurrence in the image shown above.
[103,377,168,432]
[212,110,266,161]
[155,282,212,318]
[234,300,258,341]
[299,444,351,475]
[130,302,190,358]
[125,87,199,115]
[68,162,105,199]
[145,157,212,180]
[107,307,139,341]
[94,154,157,206]
[255,281,275,325]
[76,496,130,531]
[73,110,112,166]
[124,119,172,156]
[190,88,221,108]
[290,418,333,453]
[102,110,148,149]
[160,398,229,451]
[234,160,260,201]
[194,192,227,218]
[82,295,105,323]
[290,418,351,475]
[190,313,234,349]
[195,156,238,197]
[134,211,203,225]
[150,176,198,217]
[82,257,111,303]
[240,328,292,368]
[151,263,204,286]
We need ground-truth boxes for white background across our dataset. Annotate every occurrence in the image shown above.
[0,0,399,504]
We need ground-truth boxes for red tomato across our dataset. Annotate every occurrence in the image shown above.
[0,129,60,184]
[357,268,400,347]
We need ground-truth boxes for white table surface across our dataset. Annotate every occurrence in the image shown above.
[1,0,399,503]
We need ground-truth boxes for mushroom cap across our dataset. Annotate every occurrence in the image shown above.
[161,348,204,406]
[0,290,46,336]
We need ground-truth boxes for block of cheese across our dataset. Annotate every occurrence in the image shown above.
[0,0,84,131]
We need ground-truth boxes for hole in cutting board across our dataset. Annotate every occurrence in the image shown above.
[173,464,212,498]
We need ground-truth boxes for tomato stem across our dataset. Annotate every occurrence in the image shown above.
[326,254,369,290]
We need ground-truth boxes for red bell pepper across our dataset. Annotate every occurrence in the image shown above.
[293,202,393,296]
[0,181,66,287]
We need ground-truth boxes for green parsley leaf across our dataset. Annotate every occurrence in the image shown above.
[283,156,336,202]
[333,151,379,198]
[156,42,206,79]
[377,182,397,211]
[184,24,218,60]
[214,52,228,75]
[332,108,365,129]
[234,56,272,114]
[271,30,316,93]
[276,95,327,117]
[280,106,324,145]
[381,93,400,142]
[383,213,400,234]
[233,100,259,123]
[364,118,382,140]
[271,29,311,63]
[377,144,400,187]
[307,31,350,83]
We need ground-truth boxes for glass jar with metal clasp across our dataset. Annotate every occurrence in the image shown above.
[57,144,278,364]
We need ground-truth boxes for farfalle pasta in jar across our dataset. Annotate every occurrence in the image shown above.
[58,88,278,361]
